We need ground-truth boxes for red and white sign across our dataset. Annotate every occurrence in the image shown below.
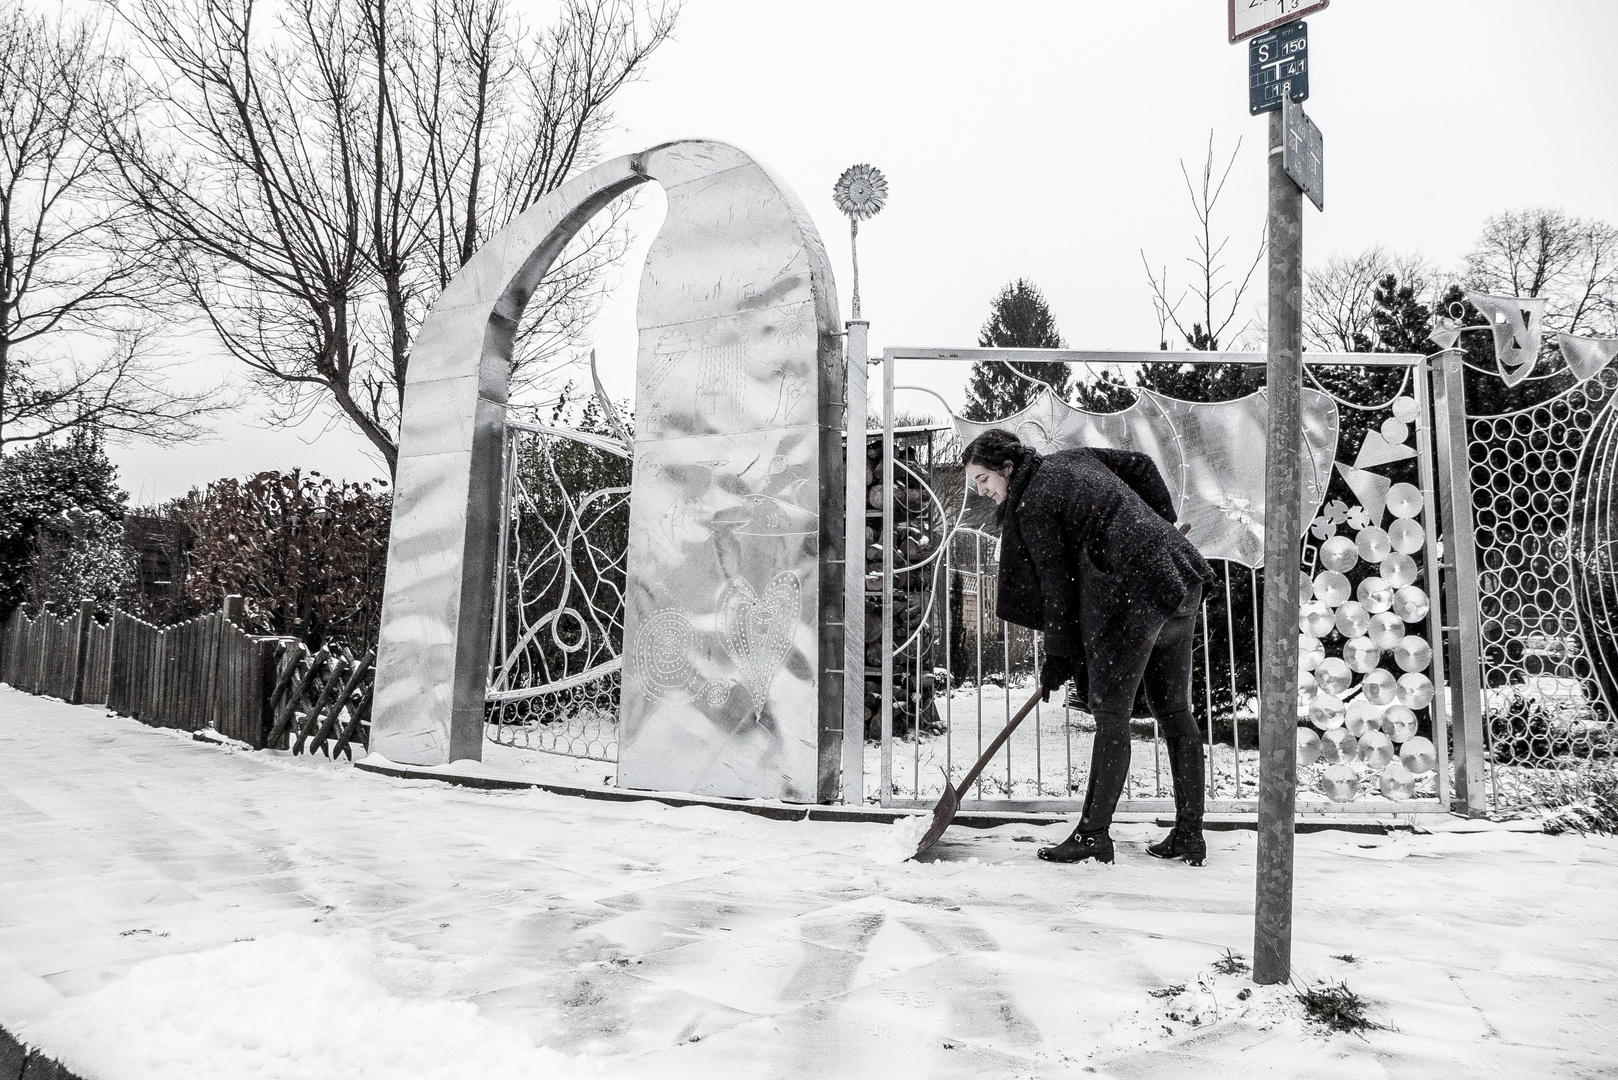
[1229,0,1329,43]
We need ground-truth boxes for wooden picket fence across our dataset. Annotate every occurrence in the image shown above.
[0,596,370,754]
[0,600,105,703]
[103,601,282,743]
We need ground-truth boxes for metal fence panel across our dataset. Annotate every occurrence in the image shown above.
[1459,364,1618,810]
[875,348,1450,815]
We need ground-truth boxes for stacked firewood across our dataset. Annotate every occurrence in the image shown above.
[862,434,938,739]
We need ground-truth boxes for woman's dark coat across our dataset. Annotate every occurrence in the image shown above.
[996,448,1218,705]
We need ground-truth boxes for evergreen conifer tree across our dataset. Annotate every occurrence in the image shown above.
[961,279,1070,421]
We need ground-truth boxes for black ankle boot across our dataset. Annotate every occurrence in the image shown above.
[1037,828,1114,864]
[1154,735,1206,866]
[1146,828,1206,866]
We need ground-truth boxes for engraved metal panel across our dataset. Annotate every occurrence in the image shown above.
[617,143,843,801]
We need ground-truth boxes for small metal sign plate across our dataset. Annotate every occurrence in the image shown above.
[1283,97,1324,211]
[1230,0,1329,44]
[1249,21,1308,114]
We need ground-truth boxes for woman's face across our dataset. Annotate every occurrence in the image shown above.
[967,461,1015,504]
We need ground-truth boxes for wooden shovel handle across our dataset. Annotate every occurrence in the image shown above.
[951,687,1045,802]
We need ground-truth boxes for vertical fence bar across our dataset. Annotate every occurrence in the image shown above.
[1431,349,1488,814]
[1199,598,1219,794]
[1033,630,1043,794]
[974,533,985,800]
[1221,565,1239,801]
[1412,354,1454,808]
[879,348,895,806]
[843,321,870,803]
[1002,625,1012,794]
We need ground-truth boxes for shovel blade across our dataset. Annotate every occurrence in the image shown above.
[910,782,960,860]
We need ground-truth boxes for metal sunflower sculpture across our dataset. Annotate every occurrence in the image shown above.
[833,164,887,319]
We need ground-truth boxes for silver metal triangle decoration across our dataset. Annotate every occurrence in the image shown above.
[1558,333,1618,384]
[1353,429,1417,470]
[1335,462,1393,527]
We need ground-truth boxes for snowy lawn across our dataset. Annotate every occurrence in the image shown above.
[2,685,1615,1079]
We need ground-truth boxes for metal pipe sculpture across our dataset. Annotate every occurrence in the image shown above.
[371,141,846,804]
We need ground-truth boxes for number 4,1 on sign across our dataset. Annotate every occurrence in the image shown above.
[1229,0,1328,43]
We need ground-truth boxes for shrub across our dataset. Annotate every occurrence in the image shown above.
[0,428,128,619]
[1541,765,1618,835]
[24,507,135,616]
[180,470,390,651]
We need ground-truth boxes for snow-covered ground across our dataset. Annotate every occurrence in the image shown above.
[2,685,1616,1079]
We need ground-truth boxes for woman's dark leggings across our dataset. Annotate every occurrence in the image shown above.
[1077,584,1204,835]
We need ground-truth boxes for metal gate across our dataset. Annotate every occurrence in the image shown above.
[1437,353,1618,813]
[483,421,630,762]
[869,348,1453,816]
[478,340,1618,816]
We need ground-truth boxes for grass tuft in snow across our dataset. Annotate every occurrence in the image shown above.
[1210,949,1249,976]
[1541,764,1618,835]
[1331,953,1360,964]
[1147,983,1185,999]
[1296,980,1379,1033]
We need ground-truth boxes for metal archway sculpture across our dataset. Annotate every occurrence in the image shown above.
[371,141,846,802]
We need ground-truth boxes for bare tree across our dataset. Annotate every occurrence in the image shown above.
[106,0,677,475]
[1140,132,1266,352]
[1463,208,1618,338]
[1302,245,1432,353]
[0,5,218,449]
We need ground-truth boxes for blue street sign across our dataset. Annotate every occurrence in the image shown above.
[1249,20,1308,115]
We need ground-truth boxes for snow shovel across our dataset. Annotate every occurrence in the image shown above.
[910,686,1046,860]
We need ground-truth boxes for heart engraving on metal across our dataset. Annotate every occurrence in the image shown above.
[719,572,802,720]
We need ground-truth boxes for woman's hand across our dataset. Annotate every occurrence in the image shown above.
[1040,655,1074,702]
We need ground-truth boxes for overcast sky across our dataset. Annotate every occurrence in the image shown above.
[110,0,1618,501]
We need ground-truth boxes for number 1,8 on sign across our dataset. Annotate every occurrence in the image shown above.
[1249,21,1308,115]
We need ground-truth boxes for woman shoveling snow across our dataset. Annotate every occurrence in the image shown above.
[962,428,1218,866]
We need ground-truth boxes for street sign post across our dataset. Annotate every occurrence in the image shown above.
[1245,0,1328,993]
[1249,21,1308,115]
[1230,0,1329,44]
[1282,97,1324,211]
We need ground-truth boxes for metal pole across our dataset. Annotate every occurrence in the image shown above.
[880,346,895,805]
[1430,348,1488,814]
[1254,105,1304,986]
[1412,354,1453,808]
[843,320,870,803]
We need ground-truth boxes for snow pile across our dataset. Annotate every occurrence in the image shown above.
[852,813,934,864]
[17,932,601,1080]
